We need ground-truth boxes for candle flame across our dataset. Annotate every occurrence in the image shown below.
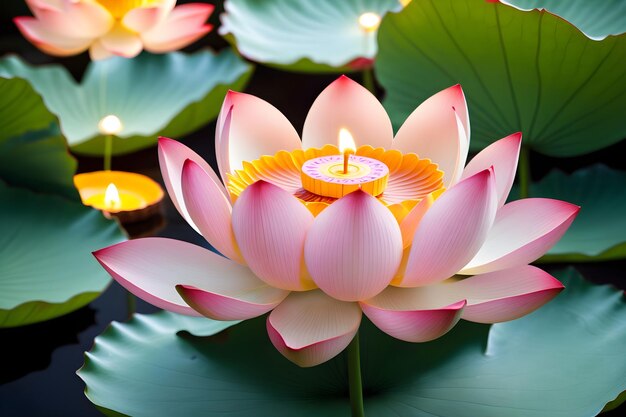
[98,115,123,135]
[105,183,122,210]
[338,128,356,153]
[358,12,381,32]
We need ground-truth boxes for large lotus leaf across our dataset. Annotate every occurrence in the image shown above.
[79,268,626,417]
[502,0,626,40]
[0,49,253,155]
[511,165,626,262]
[0,72,56,142]
[0,183,125,327]
[220,0,401,73]
[376,0,626,157]
[0,125,78,200]
[0,71,77,199]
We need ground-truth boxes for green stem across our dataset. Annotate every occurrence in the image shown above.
[104,135,113,171]
[347,331,365,417]
[362,68,376,95]
[126,291,136,320]
[518,145,530,199]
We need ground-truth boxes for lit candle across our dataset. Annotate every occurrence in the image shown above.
[340,128,356,174]
[105,183,122,211]
[74,171,164,223]
[83,182,144,212]
[300,129,389,199]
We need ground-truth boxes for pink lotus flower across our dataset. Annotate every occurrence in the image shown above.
[14,0,213,60]
[94,76,579,367]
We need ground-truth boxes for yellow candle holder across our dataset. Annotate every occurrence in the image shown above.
[74,170,164,223]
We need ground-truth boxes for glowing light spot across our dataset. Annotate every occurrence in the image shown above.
[358,12,382,32]
[98,115,123,135]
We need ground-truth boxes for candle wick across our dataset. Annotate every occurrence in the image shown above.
[343,150,354,174]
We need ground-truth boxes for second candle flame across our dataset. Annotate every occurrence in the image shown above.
[105,183,122,210]
[339,128,356,174]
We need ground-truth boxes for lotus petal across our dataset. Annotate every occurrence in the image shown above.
[267,290,361,367]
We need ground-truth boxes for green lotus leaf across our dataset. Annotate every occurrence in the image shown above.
[0,72,56,142]
[512,165,626,262]
[0,72,77,199]
[0,125,78,200]
[502,0,626,40]
[0,49,253,155]
[376,0,626,156]
[220,0,401,72]
[79,268,625,417]
[0,182,125,327]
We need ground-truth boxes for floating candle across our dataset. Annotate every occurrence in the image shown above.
[300,129,389,198]
[83,182,144,212]
[74,171,164,223]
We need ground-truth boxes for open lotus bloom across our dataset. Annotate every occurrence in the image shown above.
[95,76,579,367]
[14,0,213,60]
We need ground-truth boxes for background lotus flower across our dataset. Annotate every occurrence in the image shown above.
[14,0,214,60]
[94,76,578,367]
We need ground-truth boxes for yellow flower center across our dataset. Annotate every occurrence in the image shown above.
[96,0,161,18]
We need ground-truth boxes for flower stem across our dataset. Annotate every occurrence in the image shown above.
[104,134,113,171]
[347,331,365,417]
[518,145,530,199]
[362,68,376,95]
[126,291,136,320]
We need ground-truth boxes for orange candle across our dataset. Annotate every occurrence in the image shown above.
[74,171,164,223]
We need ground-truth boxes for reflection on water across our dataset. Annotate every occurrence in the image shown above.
[0,306,95,384]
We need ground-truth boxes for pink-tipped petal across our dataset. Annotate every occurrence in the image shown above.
[25,0,61,14]
[267,291,361,367]
[232,181,315,291]
[461,198,580,275]
[400,194,435,248]
[94,238,287,317]
[301,75,393,150]
[176,284,287,321]
[425,265,564,323]
[121,0,175,32]
[141,3,214,53]
[14,16,92,56]
[360,288,465,342]
[215,91,301,184]
[393,85,470,187]
[461,133,522,207]
[181,159,242,263]
[305,190,403,302]
[158,137,228,233]
[26,0,112,38]
[402,169,498,287]
[122,6,162,32]
[99,22,143,58]
[89,39,113,60]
